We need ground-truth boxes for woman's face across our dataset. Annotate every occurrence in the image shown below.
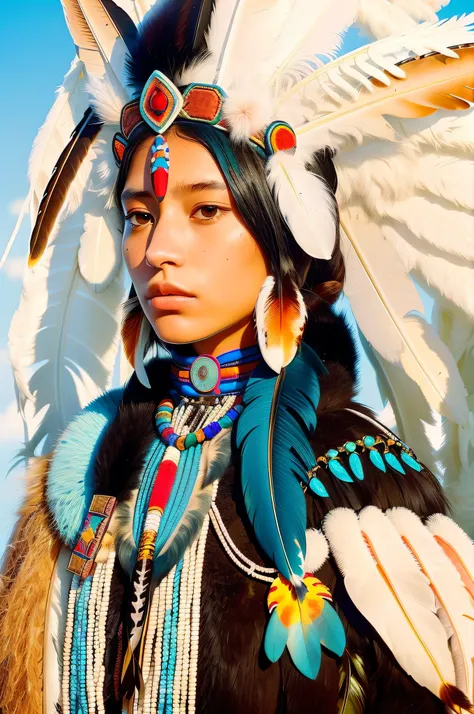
[121,128,269,349]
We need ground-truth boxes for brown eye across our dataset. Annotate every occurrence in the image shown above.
[126,211,154,227]
[198,206,218,218]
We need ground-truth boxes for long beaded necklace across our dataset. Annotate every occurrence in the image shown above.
[62,345,262,714]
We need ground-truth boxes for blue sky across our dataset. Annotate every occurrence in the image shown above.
[0,0,470,556]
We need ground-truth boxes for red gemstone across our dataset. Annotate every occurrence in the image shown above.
[150,89,168,115]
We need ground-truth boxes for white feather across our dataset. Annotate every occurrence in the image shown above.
[28,58,88,221]
[324,506,457,699]
[357,0,446,40]
[255,275,280,373]
[285,16,474,146]
[61,0,133,93]
[134,317,151,389]
[267,151,337,260]
[426,514,474,579]
[267,0,359,89]
[382,223,474,318]
[77,127,123,291]
[388,507,474,698]
[86,74,127,126]
[362,345,441,474]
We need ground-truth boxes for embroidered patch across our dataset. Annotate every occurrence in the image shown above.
[181,83,226,125]
[67,494,117,579]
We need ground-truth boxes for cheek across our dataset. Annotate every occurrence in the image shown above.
[201,225,268,308]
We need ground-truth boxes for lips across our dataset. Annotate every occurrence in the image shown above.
[146,281,194,299]
[146,281,195,310]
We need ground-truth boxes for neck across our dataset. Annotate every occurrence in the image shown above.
[191,318,257,357]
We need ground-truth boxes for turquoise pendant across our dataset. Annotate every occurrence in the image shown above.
[400,451,422,472]
[369,449,386,473]
[309,476,329,498]
[328,458,353,483]
[189,354,221,393]
[384,451,405,474]
[349,452,364,481]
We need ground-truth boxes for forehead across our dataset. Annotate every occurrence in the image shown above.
[124,128,226,192]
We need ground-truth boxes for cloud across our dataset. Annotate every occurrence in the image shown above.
[0,401,24,443]
[4,256,27,279]
[8,198,26,216]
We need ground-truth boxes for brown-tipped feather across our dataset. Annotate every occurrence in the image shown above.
[28,108,103,267]
[264,276,307,367]
[440,682,474,713]
[0,456,60,714]
[121,296,144,367]
[298,45,474,138]
[62,0,137,54]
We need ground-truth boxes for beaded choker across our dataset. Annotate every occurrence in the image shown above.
[169,344,261,398]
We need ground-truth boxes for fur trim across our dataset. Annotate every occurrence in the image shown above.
[47,388,123,547]
[304,528,330,573]
[0,456,60,714]
[222,86,273,141]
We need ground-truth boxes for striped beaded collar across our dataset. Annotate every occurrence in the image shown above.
[169,344,261,398]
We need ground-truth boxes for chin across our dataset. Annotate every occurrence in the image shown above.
[151,314,219,346]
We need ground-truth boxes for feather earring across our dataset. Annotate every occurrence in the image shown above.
[255,274,307,374]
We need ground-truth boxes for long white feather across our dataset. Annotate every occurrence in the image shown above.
[324,506,457,701]
[388,507,474,699]
[8,129,126,457]
[357,0,447,40]
[77,127,123,291]
[284,16,474,147]
[266,0,359,90]
[134,317,151,389]
[267,151,337,259]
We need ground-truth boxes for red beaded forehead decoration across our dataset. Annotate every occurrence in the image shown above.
[112,69,297,170]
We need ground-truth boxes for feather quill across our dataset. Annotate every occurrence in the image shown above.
[324,507,472,710]
[236,342,321,588]
[255,275,307,374]
[267,151,337,260]
[28,108,103,267]
[388,507,474,701]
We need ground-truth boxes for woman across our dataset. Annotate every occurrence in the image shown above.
[1,2,473,713]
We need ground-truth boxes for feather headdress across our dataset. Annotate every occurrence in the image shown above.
[6,1,474,529]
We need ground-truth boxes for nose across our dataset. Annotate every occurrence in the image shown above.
[145,205,185,269]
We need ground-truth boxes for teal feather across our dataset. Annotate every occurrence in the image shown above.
[287,621,322,679]
[264,609,289,662]
[316,601,346,656]
[236,343,321,588]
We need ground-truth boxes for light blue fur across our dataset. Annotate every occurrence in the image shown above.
[47,388,123,547]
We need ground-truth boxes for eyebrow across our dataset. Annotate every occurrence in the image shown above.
[171,180,227,195]
[121,189,154,202]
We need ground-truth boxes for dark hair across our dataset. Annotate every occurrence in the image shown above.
[115,121,345,316]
